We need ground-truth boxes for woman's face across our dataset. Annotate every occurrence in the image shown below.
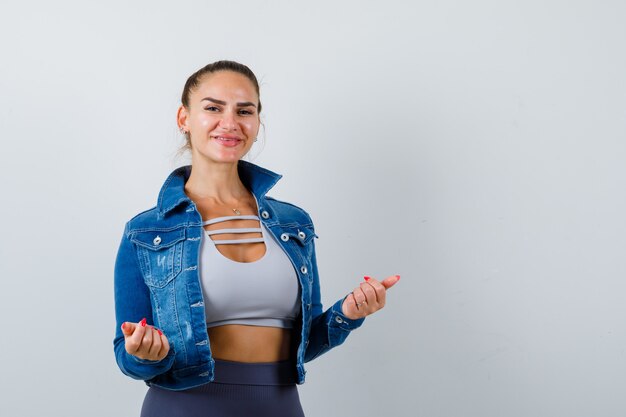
[179,70,260,164]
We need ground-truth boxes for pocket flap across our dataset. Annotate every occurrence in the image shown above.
[131,228,186,250]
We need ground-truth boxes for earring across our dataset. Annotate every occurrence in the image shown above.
[179,127,187,134]
[254,137,258,142]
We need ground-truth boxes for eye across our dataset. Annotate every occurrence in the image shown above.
[238,109,254,115]
[204,106,220,112]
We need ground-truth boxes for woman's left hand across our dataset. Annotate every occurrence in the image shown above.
[341,275,400,320]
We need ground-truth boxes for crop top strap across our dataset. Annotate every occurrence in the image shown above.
[205,227,262,236]
[202,214,261,226]
[209,237,265,245]
[202,214,265,245]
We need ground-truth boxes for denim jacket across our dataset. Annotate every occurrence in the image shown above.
[113,160,365,390]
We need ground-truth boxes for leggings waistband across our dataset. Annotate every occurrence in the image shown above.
[205,359,298,386]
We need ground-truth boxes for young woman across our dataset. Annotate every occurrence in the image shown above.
[113,60,400,417]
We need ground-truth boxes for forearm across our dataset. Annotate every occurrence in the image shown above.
[304,295,365,362]
[113,225,175,380]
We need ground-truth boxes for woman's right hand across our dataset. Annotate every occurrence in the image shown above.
[121,318,170,361]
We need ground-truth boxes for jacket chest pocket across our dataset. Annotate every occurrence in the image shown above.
[131,229,185,288]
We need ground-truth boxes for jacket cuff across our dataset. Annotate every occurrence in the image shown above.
[122,349,175,379]
[130,353,169,365]
[328,296,365,331]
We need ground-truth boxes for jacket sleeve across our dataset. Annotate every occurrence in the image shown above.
[113,223,175,380]
[303,220,366,363]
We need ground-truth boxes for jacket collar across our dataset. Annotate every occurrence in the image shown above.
[157,160,283,217]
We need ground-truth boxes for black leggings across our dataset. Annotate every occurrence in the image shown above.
[140,359,305,417]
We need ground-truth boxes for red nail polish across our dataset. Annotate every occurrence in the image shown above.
[364,276,371,281]
[140,318,147,327]
[395,275,401,280]
[157,329,163,336]
[121,322,126,330]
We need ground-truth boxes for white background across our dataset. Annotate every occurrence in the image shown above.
[1,1,625,416]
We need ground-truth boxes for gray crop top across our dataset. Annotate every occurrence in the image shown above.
[199,214,301,329]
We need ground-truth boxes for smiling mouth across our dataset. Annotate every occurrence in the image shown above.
[213,136,243,147]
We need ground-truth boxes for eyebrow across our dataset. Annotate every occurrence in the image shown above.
[201,97,257,108]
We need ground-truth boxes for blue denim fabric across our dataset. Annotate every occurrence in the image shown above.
[113,160,365,391]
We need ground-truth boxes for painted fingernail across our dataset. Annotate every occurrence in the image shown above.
[156,328,163,336]
[140,318,147,327]
[364,276,371,281]
[121,322,126,330]
[395,275,401,280]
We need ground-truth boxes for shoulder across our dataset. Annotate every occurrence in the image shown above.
[264,195,315,227]
[122,206,163,237]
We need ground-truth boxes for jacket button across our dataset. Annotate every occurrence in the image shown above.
[335,316,344,324]
[261,210,270,219]
[153,236,162,245]
[300,265,308,274]
[280,233,289,242]
[298,231,306,239]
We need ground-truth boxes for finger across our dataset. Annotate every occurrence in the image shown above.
[121,321,136,337]
[158,330,170,359]
[360,281,379,305]
[381,275,400,289]
[140,323,154,355]
[341,293,361,319]
[352,287,367,308]
[148,327,162,358]
[351,292,364,311]
[125,318,147,354]
[363,278,386,306]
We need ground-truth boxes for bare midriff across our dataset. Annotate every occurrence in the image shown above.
[208,325,293,362]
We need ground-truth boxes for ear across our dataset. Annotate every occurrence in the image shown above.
[176,105,189,132]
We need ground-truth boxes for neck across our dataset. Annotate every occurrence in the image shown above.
[184,157,249,204]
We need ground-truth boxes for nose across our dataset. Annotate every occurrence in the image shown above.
[218,110,238,131]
